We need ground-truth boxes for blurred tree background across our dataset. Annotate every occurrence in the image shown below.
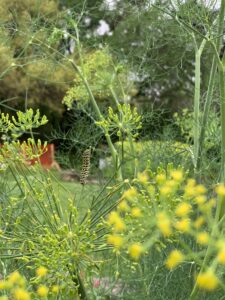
[0,0,221,165]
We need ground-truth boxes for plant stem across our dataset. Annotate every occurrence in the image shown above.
[127,133,137,177]
[192,36,207,173]
[110,86,137,178]
[219,63,225,183]
[196,56,217,173]
[207,3,225,184]
[197,16,224,175]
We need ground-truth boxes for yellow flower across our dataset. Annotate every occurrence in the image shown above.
[215,184,225,197]
[166,180,177,188]
[165,250,184,269]
[14,288,30,300]
[175,218,190,232]
[184,186,196,198]
[156,173,166,184]
[187,179,196,187]
[157,212,172,237]
[107,211,120,225]
[128,243,143,260]
[137,172,148,184]
[217,248,225,264]
[196,232,209,245]
[37,285,48,297]
[118,200,129,211]
[36,266,48,277]
[184,179,197,197]
[107,235,123,249]
[122,187,137,200]
[194,216,205,229]
[8,271,21,284]
[131,207,142,218]
[52,285,60,294]
[170,170,183,181]
[196,270,218,291]
[0,280,9,290]
[160,185,173,196]
[195,184,207,195]
[8,271,25,287]
[114,218,126,232]
[175,202,191,217]
[107,212,125,231]
[195,196,207,205]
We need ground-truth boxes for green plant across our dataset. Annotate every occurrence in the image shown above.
[105,167,225,299]
[0,109,128,299]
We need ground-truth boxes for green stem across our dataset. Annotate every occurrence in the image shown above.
[110,86,137,178]
[193,37,207,173]
[207,3,225,184]
[127,133,137,178]
[219,65,225,182]
[110,86,120,107]
[196,56,217,173]
[197,17,224,175]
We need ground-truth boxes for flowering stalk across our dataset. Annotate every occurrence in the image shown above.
[192,35,207,172]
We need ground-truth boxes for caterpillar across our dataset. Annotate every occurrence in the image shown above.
[80,148,91,185]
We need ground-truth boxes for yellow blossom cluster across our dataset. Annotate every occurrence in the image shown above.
[106,184,145,259]
[196,270,218,291]
[107,211,126,232]
[0,268,60,300]
[165,250,184,269]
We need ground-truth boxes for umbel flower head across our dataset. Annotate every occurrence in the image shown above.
[165,250,184,270]
[196,270,218,291]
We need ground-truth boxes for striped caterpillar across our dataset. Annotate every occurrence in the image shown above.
[80,148,91,185]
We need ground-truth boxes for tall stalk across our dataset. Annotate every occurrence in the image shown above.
[206,3,225,183]
[219,63,225,183]
[196,14,224,174]
[110,86,138,178]
[192,36,207,172]
[196,56,217,173]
